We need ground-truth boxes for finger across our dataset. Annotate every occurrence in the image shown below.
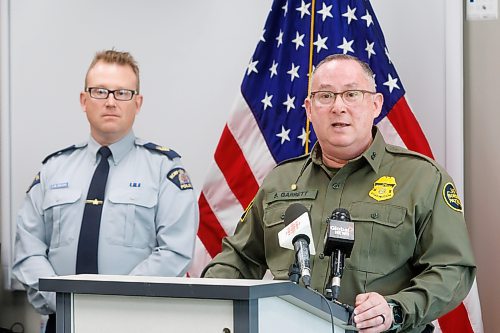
[354,302,387,324]
[355,313,386,330]
[355,292,371,307]
[354,293,380,313]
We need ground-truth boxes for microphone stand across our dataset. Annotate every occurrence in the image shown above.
[290,255,355,328]
[328,249,345,301]
[288,261,301,284]
[324,251,355,325]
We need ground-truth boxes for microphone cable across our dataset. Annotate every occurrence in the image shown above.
[306,286,355,333]
[306,286,336,333]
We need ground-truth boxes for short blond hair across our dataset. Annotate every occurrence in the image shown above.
[84,49,140,92]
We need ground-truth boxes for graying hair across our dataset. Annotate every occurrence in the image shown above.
[312,54,376,90]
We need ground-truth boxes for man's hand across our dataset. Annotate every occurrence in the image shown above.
[353,292,393,332]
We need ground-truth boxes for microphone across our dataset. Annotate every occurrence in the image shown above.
[278,203,315,287]
[323,208,354,300]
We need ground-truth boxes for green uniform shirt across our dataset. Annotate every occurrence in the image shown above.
[203,128,476,332]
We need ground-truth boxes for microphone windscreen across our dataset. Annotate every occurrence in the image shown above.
[278,202,316,255]
[284,203,309,226]
[331,208,351,221]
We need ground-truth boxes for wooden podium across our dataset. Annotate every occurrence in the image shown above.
[40,275,356,333]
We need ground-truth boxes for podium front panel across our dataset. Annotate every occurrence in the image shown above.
[73,294,234,332]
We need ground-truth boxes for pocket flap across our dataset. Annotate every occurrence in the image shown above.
[349,202,406,228]
[42,188,81,209]
[263,201,312,228]
[108,188,157,208]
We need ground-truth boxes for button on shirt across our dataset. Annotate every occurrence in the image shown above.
[203,127,476,332]
[13,131,199,314]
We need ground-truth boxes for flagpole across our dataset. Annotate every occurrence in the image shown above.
[305,0,316,154]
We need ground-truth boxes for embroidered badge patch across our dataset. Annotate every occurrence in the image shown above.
[369,176,397,201]
[240,200,254,223]
[26,172,41,193]
[167,168,193,190]
[442,182,463,212]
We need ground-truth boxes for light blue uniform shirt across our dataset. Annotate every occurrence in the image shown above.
[13,131,199,314]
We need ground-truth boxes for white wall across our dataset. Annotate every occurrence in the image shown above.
[0,1,463,331]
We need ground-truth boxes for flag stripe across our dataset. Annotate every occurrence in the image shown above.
[201,164,243,235]
[438,303,474,333]
[214,125,259,208]
[377,117,407,149]
[386,97,434,159]
[197,193,227,258]
[227,94,276,184]
[463,279,484,333]
[188,237,213,278]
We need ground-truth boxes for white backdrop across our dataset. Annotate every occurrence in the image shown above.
[0,0,462,288]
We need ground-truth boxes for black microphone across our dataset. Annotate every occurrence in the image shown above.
[323,208,354,300]
[278,203,315,287]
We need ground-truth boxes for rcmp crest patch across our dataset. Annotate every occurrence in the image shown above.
[442,182,463,212]
[369,176,397,201]
[167,168,193,190]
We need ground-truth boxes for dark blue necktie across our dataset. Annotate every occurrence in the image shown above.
[76,146,112,274]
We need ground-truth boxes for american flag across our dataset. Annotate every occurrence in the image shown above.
[189,0,483,332]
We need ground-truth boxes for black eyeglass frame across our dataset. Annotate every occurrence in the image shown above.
[85,87,138,101]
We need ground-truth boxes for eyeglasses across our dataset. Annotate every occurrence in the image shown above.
[310,90,376,107]
[86,87,138,101]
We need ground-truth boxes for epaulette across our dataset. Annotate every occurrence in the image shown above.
[276,153,309,167]
[42,144,85,164]
[385,144,437,165]
[142,142,181,160]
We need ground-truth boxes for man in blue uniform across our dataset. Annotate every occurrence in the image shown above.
[13,50,199,332]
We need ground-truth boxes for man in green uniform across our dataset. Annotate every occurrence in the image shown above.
[202,54,476,333]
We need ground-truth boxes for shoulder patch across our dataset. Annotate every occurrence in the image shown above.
[142,142,181,160]
[239,200,254,223]
[167,167,193,190]
[442,182,463,212]
[26,172,41,193]
[42,144,84,164]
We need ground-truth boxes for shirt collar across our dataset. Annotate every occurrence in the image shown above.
[309,126,386,173]
[87,131,135,165]
[359,127,385,173]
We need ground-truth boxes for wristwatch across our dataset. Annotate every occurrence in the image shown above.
[388,301,403,331]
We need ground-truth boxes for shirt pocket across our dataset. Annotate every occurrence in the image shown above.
[106,187,158,248]
[347,201,409,275]
[42,188,82,248]
[262,201,312,278]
